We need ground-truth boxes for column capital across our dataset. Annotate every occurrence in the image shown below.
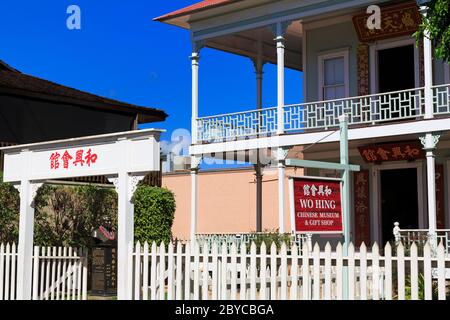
[420,132,441,151]
[252,58,265,75]
[190,155,202,170]
[191,40,205,56]
[15,182,44,208]
[128,174,147,202]
[276,147,290,162]
[269,21,293,40]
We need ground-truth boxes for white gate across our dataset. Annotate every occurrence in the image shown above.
[0,243,88,300]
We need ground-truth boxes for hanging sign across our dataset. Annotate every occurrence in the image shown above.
[358,141,425,163]
[352,2,421,43]
[353,170,371,246]
[290,177,343,233]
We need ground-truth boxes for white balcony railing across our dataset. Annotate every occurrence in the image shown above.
[196,85,450,143]
[393,222,450,256]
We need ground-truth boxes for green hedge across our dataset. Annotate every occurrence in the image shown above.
[133,186,176,245]
[0,172,20,243]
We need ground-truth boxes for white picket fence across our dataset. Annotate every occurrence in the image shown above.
[0,243,88,300]
[132,241,450,300]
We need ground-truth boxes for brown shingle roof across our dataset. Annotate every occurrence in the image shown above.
[0,61,167,123]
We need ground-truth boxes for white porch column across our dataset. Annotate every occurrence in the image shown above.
[420,132,441,251]
[421,6,434,119]
[190,156,201,241]
[191,45,201,144]
[109,138,146,300]
[273,22,290,134]
[16,179,42,300]
[277,147,289,233]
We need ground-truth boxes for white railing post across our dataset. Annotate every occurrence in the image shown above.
[420,6,434,119]
[272,21,290,134]
[191,44,201,144]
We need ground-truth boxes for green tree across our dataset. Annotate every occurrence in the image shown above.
[133,186,176,245]
[33,185,117,247]
[415,0,450,62]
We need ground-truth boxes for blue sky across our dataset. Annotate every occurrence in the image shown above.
[0,1,303,152]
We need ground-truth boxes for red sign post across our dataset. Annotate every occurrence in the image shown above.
[291,177,343,233]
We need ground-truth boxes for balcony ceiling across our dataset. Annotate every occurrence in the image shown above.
[205,20,303,71]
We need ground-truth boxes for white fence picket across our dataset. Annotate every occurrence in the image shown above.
[302,244,310,300]
[211,242,218,300]
[229,243,237,300]
[437,242,446,300]
[259,242,267,300]
[397,243,405,300]
[290,243,298,300]
[360,243,367,300]
[0,243,4,300]
[4,243,10,300]
[159,243,166,301]
[348,243,355,300]
[32,246,39,300]
[240,243,247,300]
[324,243,331,300]
[384,242,392,300]
[410,243,418,300]
[201,243,208,300]
[183,243,190,300]
[250,242,257,300]
[134,242,141,300]
[10,243,16,300]
[372,243,380,301]
[313,244,320,300]
[270,243,277,300]
[143,242,149,300]
[221,243,227,300]
[335,243,342,300]
[280,242,287,300]
[423,242,432,300]
[168,243,175,301]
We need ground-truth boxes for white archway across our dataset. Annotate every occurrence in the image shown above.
[1,129,163,300]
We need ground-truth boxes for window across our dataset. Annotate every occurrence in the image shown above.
[318,50,349,100]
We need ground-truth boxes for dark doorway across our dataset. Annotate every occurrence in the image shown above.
[378,45,415,93]
[380,168,419,244]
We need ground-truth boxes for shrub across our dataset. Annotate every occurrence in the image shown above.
[133,186,176,245]
[246,229,294,252]
[33,185,117,248]
[0,172,20,243]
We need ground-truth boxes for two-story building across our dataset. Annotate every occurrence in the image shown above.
[156,0,450,246]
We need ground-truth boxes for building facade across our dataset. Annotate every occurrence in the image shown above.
[156,0,450,245]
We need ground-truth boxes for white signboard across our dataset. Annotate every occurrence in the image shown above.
[1,129,162,183]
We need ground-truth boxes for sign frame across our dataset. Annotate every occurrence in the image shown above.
[288,175,345,235]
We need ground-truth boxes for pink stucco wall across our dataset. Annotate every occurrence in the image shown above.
[162,167,303,240]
